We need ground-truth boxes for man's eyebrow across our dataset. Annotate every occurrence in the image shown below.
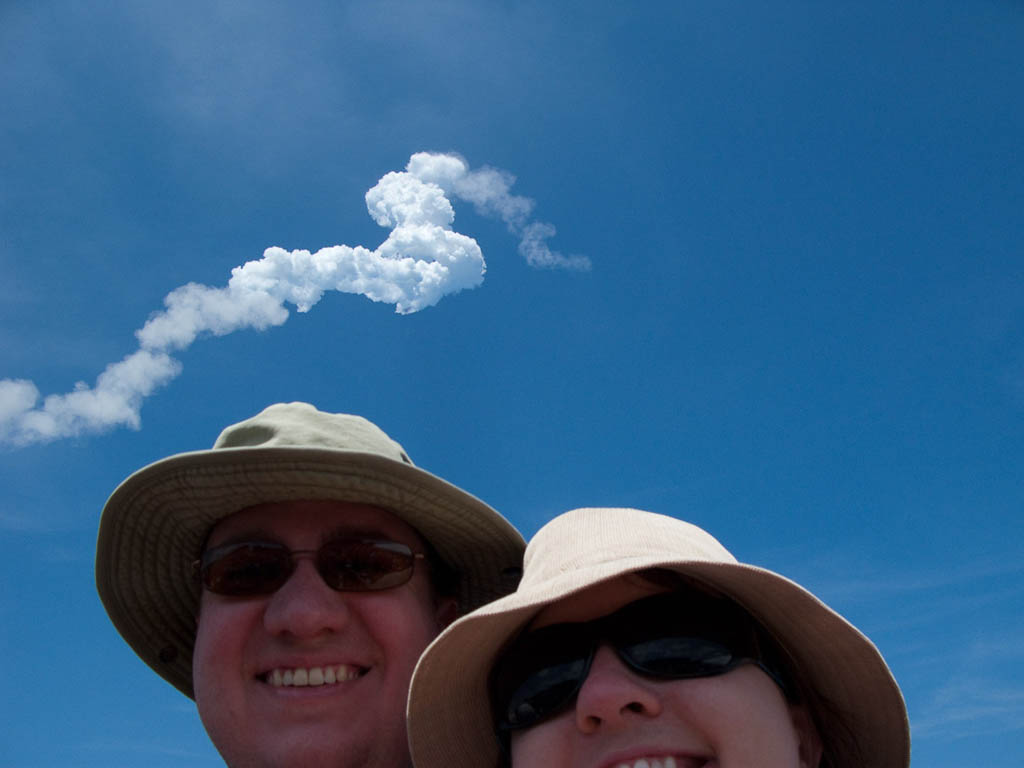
[204,530,281,549]
[204,527,415,551]
[322,526,401,543]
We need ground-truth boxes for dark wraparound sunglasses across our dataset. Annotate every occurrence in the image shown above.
[490,591,788,734]
[197,538,426,596]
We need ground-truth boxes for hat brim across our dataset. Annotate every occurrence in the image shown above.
[408,553,910,768]
[96,445,524,699]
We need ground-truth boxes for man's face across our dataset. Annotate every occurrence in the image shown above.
[192,500,453,768]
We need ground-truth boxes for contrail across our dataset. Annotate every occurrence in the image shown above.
[1,152,588,446]
[407,153,591,271]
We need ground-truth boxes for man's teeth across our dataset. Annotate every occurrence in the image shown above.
[266,665,362,687]
[617,758,680,768]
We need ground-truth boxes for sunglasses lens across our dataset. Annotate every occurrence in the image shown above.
[612,593,749,678]
[201,542,292,596]
[502,657,588,728]
[318,539,416,591]
[492,625,593,730]
[622,635,738,677]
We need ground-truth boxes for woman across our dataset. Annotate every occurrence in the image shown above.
[408,507,909,768]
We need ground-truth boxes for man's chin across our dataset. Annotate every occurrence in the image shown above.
[207,710,410,768]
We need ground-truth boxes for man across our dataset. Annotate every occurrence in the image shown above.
[96,402,525,768]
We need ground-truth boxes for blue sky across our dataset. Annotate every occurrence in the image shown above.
[1,0,1022,765]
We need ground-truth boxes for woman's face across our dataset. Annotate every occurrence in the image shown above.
[507,576,822,768]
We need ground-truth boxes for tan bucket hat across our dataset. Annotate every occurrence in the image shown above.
[96,402,525,699]
[408,507,910,768]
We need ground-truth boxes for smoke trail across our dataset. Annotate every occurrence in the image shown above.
[1,152,587,446]
[408,153,591,272]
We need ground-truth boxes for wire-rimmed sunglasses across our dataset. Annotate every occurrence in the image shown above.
[196,537,426,596]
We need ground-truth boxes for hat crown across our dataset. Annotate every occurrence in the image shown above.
[519,507,738,590]
[213,402,414,465]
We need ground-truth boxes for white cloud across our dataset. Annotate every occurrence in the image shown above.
[1,151,586,446]
[519,221,592,271]
[0,379,40,422]
[407,151,591,271]
[3,351,182,445]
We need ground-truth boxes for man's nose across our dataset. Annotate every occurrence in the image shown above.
[574,645,662,733]
[262,557,351,639]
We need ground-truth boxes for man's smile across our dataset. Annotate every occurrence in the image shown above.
[261,664,368,687]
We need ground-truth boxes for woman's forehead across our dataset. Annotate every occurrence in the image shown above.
[528,573,671,629]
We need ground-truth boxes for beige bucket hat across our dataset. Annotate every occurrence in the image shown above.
[96,402,525,699]
[408,507,910,768]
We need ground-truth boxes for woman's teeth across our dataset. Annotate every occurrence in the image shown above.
[616,758,679,768]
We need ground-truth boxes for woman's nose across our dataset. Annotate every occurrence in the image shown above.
[574,644,663,733]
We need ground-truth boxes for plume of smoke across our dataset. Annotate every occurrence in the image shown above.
[1,152,586,446]
[409,152,591,272]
